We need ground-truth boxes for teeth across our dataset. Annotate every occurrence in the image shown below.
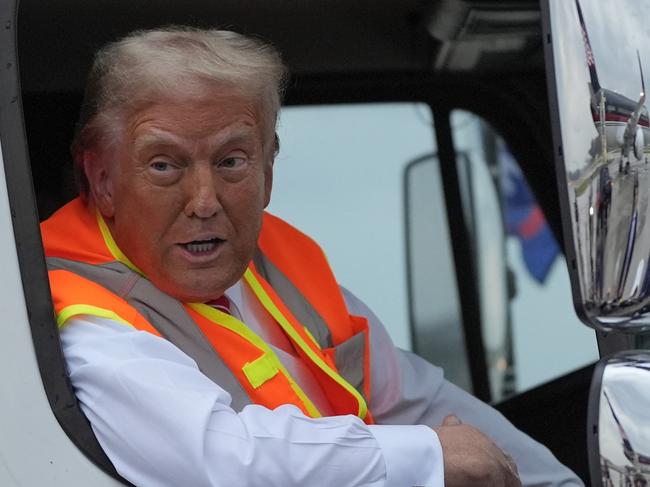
[186,240,217,253]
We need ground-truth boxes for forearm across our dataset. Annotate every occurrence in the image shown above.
[340,286,583,487]
[373,349,584,487]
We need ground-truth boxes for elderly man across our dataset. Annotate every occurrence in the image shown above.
[42,28,581,487]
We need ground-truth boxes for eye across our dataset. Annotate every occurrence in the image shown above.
[215,154,250,183]
[218,156,246,169]
[147,158,183,185]
[150,160,174,172]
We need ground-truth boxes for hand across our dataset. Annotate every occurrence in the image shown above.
[434,415,522,487]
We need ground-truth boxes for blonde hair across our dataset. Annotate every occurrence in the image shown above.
[73,27,287,195]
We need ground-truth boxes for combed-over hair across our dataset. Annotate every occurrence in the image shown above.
[72,27,287,196]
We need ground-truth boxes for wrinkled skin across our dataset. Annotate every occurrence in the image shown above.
[83,92,274,302]
[436,415,522,487]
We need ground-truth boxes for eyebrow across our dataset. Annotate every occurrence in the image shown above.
[132,124,263,157]
[133,129,185,153]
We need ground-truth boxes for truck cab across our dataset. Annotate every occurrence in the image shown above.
[0,0,642,484]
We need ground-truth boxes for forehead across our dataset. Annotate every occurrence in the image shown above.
[126,93,265,142]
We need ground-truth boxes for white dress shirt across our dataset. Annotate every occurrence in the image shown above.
[60,282,583,487]
[61,282,443,486]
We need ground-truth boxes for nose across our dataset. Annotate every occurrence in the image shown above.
[184,164,221,218]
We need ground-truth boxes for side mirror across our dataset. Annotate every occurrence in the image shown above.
[545,0,650,331]
[544,1,650,484]
[589,352,650,486]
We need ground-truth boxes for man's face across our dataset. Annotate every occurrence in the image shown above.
[89,92,273,302]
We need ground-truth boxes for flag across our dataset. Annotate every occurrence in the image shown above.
[500,143,560,283]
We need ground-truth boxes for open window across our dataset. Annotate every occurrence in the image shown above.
[449,109,599,401]
[4,0,599,483]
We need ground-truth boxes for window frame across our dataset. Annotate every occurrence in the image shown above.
[432,109,492,401]
[2,2,131,482]
[11,31,585,477]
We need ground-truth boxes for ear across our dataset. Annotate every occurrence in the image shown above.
[82,150,116,218]
[262,132,279,208]
[263,158,274,208]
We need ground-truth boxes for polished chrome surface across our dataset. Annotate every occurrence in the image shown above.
[595,353,650,486]
[549,0,650,330]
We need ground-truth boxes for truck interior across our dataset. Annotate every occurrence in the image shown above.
[5,0,598,483]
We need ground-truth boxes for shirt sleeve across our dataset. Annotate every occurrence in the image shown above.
[60,316,443,487]
[340,286,585,487]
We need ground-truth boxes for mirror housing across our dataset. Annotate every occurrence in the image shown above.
[588,351,650,486]
[544,3,650,480]
[544,0,650,331]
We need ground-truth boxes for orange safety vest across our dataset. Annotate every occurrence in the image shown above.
[42,198,374,423]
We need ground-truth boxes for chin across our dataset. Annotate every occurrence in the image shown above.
[154,262,246,303]
[150,276,221,303]
[178,277,239,303]
[168,289,221,303]
[174,281,225,302]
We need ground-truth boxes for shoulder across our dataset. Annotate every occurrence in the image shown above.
[260,211,325,255]
[60,314,202,376]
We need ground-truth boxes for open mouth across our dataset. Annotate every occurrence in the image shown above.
[182,238,223,254]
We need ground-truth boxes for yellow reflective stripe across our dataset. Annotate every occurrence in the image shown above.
[242,352,279,388]
[303,326,322,350]
[188,303,322,418]
[243,268,368,420]
[56,304,134,329]
[95,210,144,275]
